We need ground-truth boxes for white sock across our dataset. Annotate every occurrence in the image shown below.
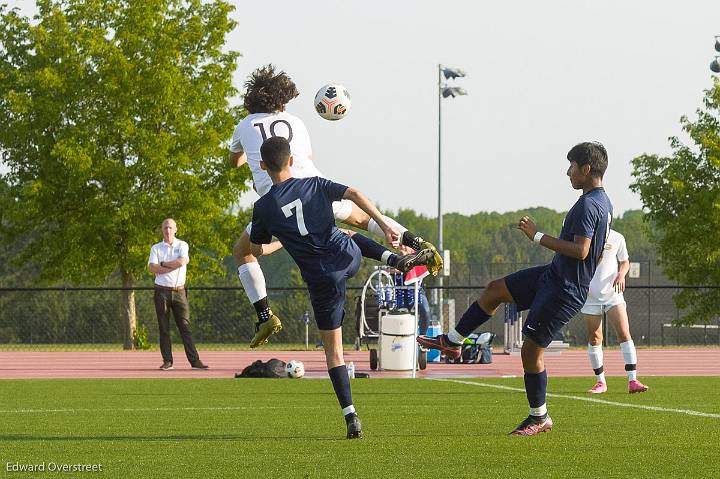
[367,216,408,241]
[529,404,547,417]
[237,262,267,304]
[447,328,465,345]
[342,405,356,416]
[588,344,605,383]
[380,250,393,264]
[621,340,638,381]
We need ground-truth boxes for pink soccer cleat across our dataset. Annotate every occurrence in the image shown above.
[416,334,462,360]
[509,415,554,436]
[628,379,649,394]
[588,381,607,394]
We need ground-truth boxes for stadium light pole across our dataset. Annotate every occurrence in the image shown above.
[711,35,720,73]
[437,64,467,320]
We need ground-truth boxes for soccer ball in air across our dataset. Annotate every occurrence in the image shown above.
[314,84,351,121]
[285,360,305,379]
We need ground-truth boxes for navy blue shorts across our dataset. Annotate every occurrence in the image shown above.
[504,265,584,348]
[305,253,361,331]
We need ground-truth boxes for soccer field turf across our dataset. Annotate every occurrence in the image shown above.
[1,377,718,478]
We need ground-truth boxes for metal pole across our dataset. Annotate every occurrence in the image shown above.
[305,323,308,350]
[412,281,420,379]
[437,64,444,326]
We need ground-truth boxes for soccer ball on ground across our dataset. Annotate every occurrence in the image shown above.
[314,84,351,121]
[285,360,305,379]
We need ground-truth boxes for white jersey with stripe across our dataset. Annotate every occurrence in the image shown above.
[229,111,325,197]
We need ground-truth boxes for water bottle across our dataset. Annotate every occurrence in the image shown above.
[385,285,395,310]
[347,361,355,379]
[396,286,405,309]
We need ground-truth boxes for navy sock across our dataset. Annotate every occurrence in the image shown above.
[351,233,388,262]
[401,231,425,250]
[253,297,271,323]
[455,301,492,337]
[328,365,353,410]
[524,370,547,414]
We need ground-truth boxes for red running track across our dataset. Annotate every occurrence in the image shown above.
[0,348,718,379]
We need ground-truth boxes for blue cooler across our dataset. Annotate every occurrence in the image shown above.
[424,321,442,362]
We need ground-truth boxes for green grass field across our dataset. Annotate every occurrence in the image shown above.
[1,377,718,478]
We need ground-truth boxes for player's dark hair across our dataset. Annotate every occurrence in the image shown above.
[260,137,291,172]
[567,141,608,178]
[243,64,299,114]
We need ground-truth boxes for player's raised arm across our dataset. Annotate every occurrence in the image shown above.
[517,215,591,260]
[342,187,400,247]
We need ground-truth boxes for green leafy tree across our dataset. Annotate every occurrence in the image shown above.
[0,0,247,348]
[631,78,720,323]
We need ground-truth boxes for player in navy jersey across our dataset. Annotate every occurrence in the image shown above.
[250,137,434,439]
[418,141,612,436]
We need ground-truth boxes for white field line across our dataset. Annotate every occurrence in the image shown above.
[428,378,720,419]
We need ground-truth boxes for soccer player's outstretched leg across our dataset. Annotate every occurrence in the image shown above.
[229,65,441,348]
[249,137,433,438]
[418,142,613,435]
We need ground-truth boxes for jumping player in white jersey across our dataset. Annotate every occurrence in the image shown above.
[228,65,442,348]
[582,229,649,394]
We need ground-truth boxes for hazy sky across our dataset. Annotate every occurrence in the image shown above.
[7,1,720,217]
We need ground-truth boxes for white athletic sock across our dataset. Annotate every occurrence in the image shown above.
[588,344,606,383]
[447,328,465,345]
[342,405,356,416]
[621,340,638,381]
[380,250,393,264]
[237,262,267,304]
[529,404,547,417]
[367,216,408,241]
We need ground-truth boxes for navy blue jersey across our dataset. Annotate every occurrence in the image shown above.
[548,187,613,300]
[250,177,360,283]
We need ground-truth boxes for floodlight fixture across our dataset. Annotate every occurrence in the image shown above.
[441,67,467,80]
[711,56,720,73]
[441,86,468,98]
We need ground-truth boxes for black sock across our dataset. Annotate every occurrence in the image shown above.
[524,370,548,418]
[351,233,389,262]
[455,301,492,337]
[328,365,353,412]
[253,297,271,323]
[401,231,424,250]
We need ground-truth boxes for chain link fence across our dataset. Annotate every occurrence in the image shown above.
[0,283,718,351]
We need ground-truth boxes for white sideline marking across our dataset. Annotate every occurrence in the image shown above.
[428,378,720,419]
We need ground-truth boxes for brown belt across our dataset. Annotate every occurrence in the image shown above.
[154,284,185,291]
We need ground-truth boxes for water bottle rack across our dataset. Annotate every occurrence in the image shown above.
[360,267,426,375]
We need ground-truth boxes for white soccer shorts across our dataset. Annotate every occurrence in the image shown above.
[581,293,626,316]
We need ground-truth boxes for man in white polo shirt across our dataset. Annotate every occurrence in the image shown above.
[148,218,207,371]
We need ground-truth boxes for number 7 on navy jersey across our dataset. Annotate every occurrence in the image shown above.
[281,199,309,236]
